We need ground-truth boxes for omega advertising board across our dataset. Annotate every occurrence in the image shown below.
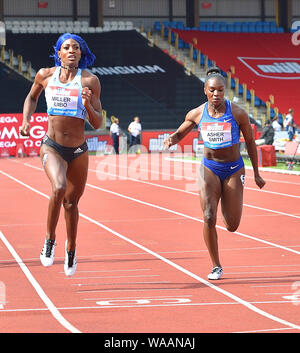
[0,113,48,157]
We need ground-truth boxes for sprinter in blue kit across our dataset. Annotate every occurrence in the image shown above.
[20,33,103,276]
[164,67,265,280]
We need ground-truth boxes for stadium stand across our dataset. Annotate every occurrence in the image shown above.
[0,61,46,113]
[4,30,206,130]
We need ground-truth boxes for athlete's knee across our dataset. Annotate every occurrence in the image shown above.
[203,207,217,228]
[52,183,66,200]
[63,198,79,211]
[224,220,240,232]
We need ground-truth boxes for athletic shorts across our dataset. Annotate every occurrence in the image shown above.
[202,156,244,182]
[41,135,88,163]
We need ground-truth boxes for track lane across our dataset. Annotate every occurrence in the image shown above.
[0,157,300,332]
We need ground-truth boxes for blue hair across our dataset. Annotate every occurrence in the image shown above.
[51,33,96,69]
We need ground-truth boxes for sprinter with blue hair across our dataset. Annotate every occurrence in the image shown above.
[21,33,102,277]
[51,32,96,69]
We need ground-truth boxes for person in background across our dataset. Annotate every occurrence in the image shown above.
[128,116,142,152]
[110,117,120,154]
[271,116,282,132]
[255,120,275,146]
[284,109,296,141]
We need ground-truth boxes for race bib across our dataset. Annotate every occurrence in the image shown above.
[201,122,232,149]
[46,86,79,116]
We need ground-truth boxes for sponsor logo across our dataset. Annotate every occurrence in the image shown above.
[91,65,166,76]
[74,147,83,153]
[237,57,300,79]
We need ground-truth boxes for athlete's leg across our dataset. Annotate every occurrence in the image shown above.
[198,164,222,268]
[40,144,68,241]
[221,167,245,232]
[63,151,89,252]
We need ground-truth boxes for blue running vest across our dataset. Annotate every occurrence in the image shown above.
[198,100,240,149]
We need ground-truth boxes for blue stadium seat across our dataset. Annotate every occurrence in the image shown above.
[206,23,213,31]
[234,22,241,32]
[227,23,234,32]
[255,22,263,32]
[241,23,249,32]
[199,23,206,31]
[176,21,185,29]
[248,24,255,32]
[220,24,227,32]
[254,96,261,107]
[212,22,220,31]
[154,21,161,32]
[178,38,185,49]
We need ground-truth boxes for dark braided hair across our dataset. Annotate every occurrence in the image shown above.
[205,67,226,85]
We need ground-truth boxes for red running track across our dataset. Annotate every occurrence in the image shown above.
[0,154,300,333]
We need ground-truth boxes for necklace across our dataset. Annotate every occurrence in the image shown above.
[208,100,225,115]
[61,65,78,70]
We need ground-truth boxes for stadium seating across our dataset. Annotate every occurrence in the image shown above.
[154,20,285,34]
[4,30,205,130]
[4,20,135,34]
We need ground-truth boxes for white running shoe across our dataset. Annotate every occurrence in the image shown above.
[208,266,223,280]
[64,240,77,277]
[40,238,56,267]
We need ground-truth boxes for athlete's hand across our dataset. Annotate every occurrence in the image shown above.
[20,122,31,136]
[255,174,266,189]
[163,136,172,150]
[81,87,92,107]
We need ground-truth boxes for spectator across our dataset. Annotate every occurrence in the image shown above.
[128,116,142,152]
[255,120,275,146]
[110,117,120,154]
[284,109,296,141]
[271,116,282,132]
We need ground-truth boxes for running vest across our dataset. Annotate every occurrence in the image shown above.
[45,67,87,119]
[198,100,240,149]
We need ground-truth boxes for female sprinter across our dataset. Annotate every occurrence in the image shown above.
[164,68,265,280]
[20,33,102,276]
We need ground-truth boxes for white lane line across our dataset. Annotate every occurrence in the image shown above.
[73,281,170,287]
[83,294,193,300]
[0,299,297,314]
[89,167,300,220]
[0,230,81,333]
[85,182,300,256]
[1,170,300,331]
[72,269,151,273]
[66,274,159,280]
[22,161,300,254]
[23,161,300,219]
[165,156,300,176]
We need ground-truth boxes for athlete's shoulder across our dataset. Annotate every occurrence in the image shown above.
[186,103,206,124]
[37,66,56,79]
[33,67,56,87]
[82,69,101,88]
[82,69,99,81]
[230,102,249,124]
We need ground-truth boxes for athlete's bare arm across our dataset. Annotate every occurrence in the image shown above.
[232,103,265,189]
[81,72,102,130]
[21,68,54,136]
[164,105,204,149]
